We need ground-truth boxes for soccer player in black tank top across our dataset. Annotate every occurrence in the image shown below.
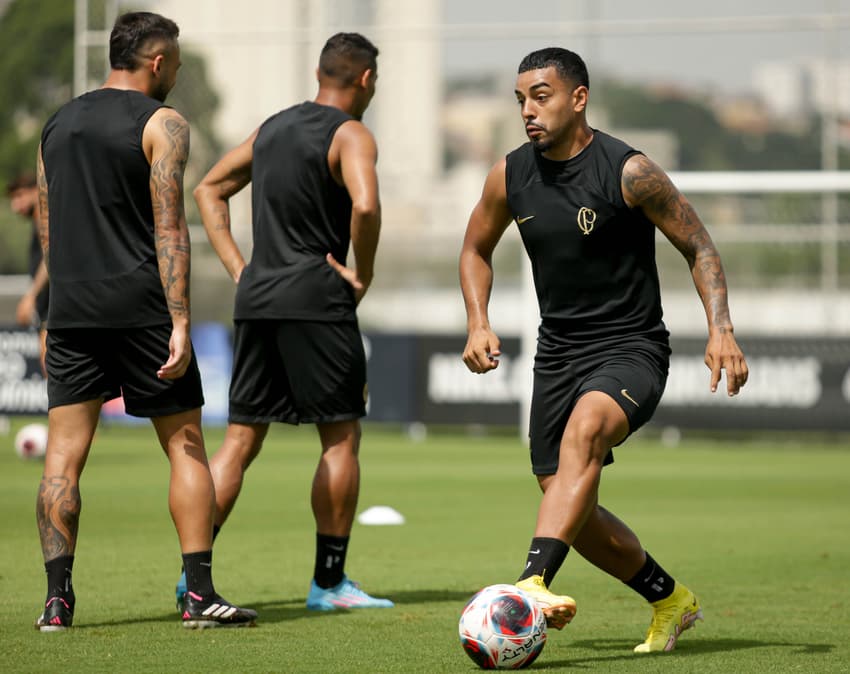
[33,11,255,631]
[460,48,749,653]
[190,33,392,611]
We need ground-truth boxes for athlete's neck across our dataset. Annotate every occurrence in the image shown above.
[541,123,594,162]
[101,70,155,99]
[314,88,361,119]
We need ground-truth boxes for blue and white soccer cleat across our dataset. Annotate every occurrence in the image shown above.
[306,576,394,611]
[175,570,187,613]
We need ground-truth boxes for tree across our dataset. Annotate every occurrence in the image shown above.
[0,0,223,271]
[0,0,73,181]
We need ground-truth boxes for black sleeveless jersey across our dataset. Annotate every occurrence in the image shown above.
[505,130,667,344]
[234,101,357,321]
[40,88,170,328]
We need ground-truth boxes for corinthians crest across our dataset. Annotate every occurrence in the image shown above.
[577,206,596,235]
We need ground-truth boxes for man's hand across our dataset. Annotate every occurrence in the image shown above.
[705,330,748,395]
[157,322,191,380]
[326,253,368,305]
[463,327,502,373]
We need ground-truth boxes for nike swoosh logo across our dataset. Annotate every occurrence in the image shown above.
[328,545,345,552]
[621,389,639,407]
[516,215,535,224]
[528,548,541,555]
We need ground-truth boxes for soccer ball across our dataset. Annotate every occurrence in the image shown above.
[14,422,48,460]
[459,584,547,670]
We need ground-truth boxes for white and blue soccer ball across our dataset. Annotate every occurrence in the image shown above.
[14,422,48,460]
[459,584,547,670]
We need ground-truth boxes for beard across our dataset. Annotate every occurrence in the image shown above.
[530,136,553,153]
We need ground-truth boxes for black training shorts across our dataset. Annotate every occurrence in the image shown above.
[46,325,204,417]
[529,324,670,476]
[228,319,367,425]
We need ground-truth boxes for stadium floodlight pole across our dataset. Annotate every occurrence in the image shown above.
[820,0,841,293]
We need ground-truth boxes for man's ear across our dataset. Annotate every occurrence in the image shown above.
[358,68,373,89]
[151,53,164,76]
[573,85,589,112]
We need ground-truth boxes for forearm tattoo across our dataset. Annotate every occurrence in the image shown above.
[36,146,50,269]
[624,155,732,330]
[150,115,191,319]
[212,200,230,231]
[36,476,80,560]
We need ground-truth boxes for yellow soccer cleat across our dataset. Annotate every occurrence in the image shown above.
[633,582,703,653]
[515,575,577,630]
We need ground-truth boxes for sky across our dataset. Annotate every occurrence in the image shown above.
[441,0,850,95]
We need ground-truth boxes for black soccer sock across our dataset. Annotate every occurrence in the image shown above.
[179,525,220,576]
[182,550,215,598]
[44,555,75,607]
[624,551,675,603]
[314,533,350,589]
[517,537,570,586]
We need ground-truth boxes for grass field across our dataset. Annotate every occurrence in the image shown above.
[1,420,849,673]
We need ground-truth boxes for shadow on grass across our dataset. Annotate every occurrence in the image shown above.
[533,637,836,669]
[79,588,480,628]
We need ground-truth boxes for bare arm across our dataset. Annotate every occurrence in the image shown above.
[326,121,380,305]
[144,108,192,379]
[622,153,748,395]
[193,130,257,282]
[459,158,513,373]
[16,259,49,327]
[36,144,49,268]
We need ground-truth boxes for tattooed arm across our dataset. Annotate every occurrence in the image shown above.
[143,108,192,380]
[36,144,50,269]
[193,129,257,283]
[622,153,748,395]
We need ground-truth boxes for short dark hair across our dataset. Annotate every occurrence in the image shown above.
[109,11,180,71]
[6,172,37,196]
[318,32,379,86]
[518,48,589,90]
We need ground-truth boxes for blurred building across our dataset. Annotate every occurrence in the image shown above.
[753,59,850,119]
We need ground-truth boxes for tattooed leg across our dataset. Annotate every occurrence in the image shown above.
[36,476,81,561]
[37,400,101,562]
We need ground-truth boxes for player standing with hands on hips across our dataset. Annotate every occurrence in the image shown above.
[187,32,392,612]
[34,11,256,630]
[460,48,748,653]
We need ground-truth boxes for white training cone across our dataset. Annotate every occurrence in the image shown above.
[357,505,405,526]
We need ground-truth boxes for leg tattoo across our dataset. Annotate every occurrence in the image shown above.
[36,476,81,561]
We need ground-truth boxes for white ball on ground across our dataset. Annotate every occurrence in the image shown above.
[14,423,48,460]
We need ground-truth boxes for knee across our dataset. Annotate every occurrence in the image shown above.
[222,425,265,467]
[562,415,610,463]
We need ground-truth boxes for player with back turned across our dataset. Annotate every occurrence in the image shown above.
[185,32,392,612]
[34,11,256,630]
[460,48,748,653]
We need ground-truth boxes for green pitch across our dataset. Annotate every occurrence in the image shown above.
[1,421,848,672]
